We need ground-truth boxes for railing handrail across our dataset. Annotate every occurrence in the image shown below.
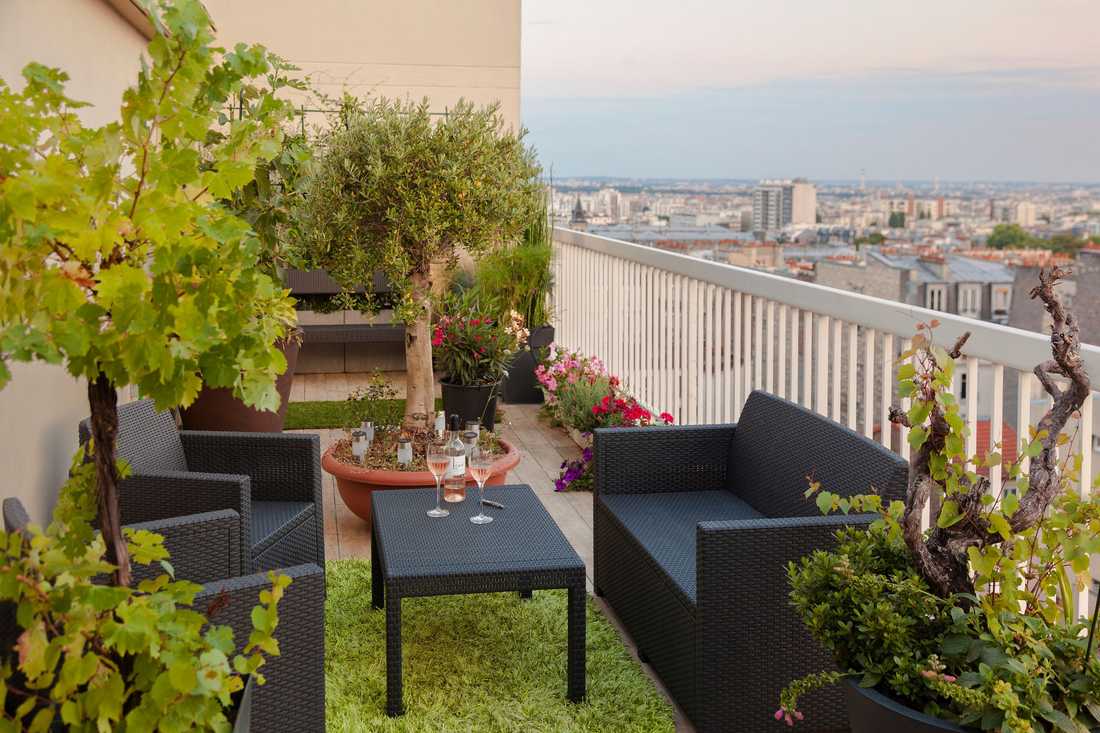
[554,226,1100,378]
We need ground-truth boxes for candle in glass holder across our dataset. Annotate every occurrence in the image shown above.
[462,429,479,461]
[396,435,412,466]
[361,420,374,448]
[351,430,368,463]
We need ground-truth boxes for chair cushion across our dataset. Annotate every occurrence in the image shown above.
[600,490,764,604]
[252,501,314,554]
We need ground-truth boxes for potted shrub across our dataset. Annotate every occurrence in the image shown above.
[474,191,555,404]
[778,268,1099,732]
[320,373,519,523]
[433,305,527,430]
[180,63,315,433]
[0,0,294,726]
[299,96,542,427]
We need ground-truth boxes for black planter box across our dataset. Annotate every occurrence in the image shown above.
[846,680,970,733]
[441,380,501,431]
[502,325,554,404]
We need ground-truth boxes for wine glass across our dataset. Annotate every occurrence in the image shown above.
[469,448,494,525]
[426,443,450,518]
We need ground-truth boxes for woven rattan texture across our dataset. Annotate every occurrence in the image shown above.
[593,391,908,733]
[732,390,908,517]
[195,563,326,732]
[371,484,585,717]
[594,424,736,497]
[128,509,242,586]
[79,398,188,474]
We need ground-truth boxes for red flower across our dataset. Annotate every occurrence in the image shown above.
[660,412,674,424]
[471,318,481,326]
[431,328,443,347]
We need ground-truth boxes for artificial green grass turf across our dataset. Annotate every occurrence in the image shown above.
[324,559,675,732]
[284,399,443,430]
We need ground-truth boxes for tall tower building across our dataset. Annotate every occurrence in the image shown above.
[752,178,816,230]
[789,178,817,226]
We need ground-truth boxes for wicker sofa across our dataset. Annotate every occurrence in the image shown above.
[593,390,908,733]
[1,498,326,732]
[78,399,324,575]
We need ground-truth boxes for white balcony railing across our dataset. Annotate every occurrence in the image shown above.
[551,227,1100,610]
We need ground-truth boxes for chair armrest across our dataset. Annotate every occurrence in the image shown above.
[181,431,321,505]
[127,510,242,586]
[694,514,876,727]
[192,564,325,732]
[593,424,735,496]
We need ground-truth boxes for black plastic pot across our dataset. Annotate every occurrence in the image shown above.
[502,325,554,404]
[846,680,970,733]
[441,380,501,431]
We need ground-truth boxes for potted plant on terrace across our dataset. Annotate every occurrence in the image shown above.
[0,0,294,726]
[473,190,555,404]
[434,304,527,431]
[778,268,1098,733]
[300,96,542,427]
[180,58,314,433]
[320,373,519,523]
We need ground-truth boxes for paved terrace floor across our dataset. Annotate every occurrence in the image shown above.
[291,372,694,731]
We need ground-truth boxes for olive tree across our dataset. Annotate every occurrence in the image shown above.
[0,0,297,586]
[301,98,542,423]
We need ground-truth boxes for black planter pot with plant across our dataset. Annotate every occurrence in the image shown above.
[440,380,501,431]
[845,681,969,733]
[503,324,555,404]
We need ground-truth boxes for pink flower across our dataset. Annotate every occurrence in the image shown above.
[774,710,784,721]
[942,675,956,683]
[546,377,558,392]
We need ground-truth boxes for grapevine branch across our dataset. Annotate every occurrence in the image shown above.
[889,266,1089,598]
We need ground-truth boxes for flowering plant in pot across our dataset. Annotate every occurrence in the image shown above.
[433,307,527,431]
[535,344,609,419]
[778,269,1100,733]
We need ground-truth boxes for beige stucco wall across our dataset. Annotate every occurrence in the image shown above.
[204,0,522,129]
[0,0,147,523]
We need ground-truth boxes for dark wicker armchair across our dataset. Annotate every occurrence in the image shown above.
[78,399,323,575]
[593,390,908,733]
[1,498,326,732]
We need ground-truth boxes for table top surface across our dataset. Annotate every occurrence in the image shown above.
[371,484,584,580]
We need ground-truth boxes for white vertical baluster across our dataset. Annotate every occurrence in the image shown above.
[1017,372,1033,474]
[863,328,876,438]
[681,276,691,423]
[766,300,776,394]
[789,307,799,404]
[847,323,858,430]
[686,280,699,424]
[816,315,830,416]
[709,285,719,422]
[989,365,1005,491]
[732,291,743,419]
[661,271,670,414]
[1082,392,1094,497]
[831,318,842,422]
[966,357,979,468]
[777,304,788,400]
[696,281,705,423]
[722,289,731,422]
[802,310,813,409]
[701,284,711,423]
[743,294,753,402]
[753,297,763,392]
[881,334,894,448]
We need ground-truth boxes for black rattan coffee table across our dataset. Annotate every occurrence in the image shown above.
[370,483,587,717]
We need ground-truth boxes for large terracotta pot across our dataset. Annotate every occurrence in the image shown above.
[846,680,969,733]
[181,335,300,433]
[322,439,521,524]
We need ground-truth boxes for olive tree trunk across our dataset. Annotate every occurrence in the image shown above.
[404,269,436,425]
[87,373,132,587]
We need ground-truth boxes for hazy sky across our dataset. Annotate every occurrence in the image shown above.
[520,0,1100,182]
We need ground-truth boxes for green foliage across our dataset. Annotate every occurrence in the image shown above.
[345,371,404,430]
[300,96,542,326]
[854,231,885,248]
[987,224,1087,254]
[555,377,614,433]
[0,0,297,411]
[1,450,289,731]
[888,211,906,228]
[284,397,443,431]
[782,527,1100,732]
[471,190,554,327]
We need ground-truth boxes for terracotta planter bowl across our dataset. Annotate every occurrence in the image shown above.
[322,439,521,524]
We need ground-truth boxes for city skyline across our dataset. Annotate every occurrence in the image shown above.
[521,0,1100,183]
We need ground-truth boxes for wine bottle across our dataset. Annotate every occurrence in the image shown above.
[443,414,466,502]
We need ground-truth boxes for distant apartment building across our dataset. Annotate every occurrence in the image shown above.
[1013,201,1038,227]
[815,250,1015,323]
[752,178,816,231]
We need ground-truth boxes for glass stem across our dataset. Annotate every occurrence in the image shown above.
[435,477,443,512]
